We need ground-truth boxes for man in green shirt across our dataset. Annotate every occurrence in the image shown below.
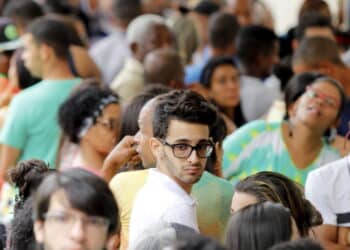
[0,16,81,183]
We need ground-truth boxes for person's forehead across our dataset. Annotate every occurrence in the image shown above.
[166,119,209,140]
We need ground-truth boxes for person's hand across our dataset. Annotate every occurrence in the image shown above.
[101,136,139,182]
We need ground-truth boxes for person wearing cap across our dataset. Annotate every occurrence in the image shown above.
[0,18,22,101]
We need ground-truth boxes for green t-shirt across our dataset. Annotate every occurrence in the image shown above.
[0,78,81,168]
[222,120,341,185]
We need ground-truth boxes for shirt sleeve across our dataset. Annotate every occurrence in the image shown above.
[0,95,28,150]
[305,170,336,225]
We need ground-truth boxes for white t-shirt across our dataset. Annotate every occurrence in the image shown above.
[305,156,350,226]
[128,169,198,248]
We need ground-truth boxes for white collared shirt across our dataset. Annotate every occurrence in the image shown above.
[128,169,198,248]
[305,156,350,226]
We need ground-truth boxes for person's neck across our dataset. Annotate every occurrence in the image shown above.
[221,106,235,119]
[284,121,323,152]
[156,166,192,194]
[239,63,262,78]
[78,141,105,170]
[42,60,75,80]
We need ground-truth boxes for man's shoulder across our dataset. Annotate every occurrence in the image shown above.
[110,169,149,190]
[308,157,349,188]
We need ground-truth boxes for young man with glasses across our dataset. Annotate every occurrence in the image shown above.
[33,168,120,250]
[128,90,218,247]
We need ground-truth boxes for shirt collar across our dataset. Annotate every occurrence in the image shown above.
[148,169,196,206]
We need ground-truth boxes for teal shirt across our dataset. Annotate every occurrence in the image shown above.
[222,120,341,185]
[192,171,233,242]
[0,78,81,168]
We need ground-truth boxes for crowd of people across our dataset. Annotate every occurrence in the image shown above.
[0,0,349,249]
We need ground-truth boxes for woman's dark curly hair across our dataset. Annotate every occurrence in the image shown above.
[58,83,120,143]
[9,159,51,211]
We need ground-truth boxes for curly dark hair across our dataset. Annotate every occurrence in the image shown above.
[153,90,219,139]
[9,159,51,211]
[9,197,36,250]
[58,84,120,143]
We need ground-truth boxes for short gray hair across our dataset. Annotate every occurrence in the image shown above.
[126,14,168,45]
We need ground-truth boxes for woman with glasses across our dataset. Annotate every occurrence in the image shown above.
[58,80,121,175]
[223,72,345,185]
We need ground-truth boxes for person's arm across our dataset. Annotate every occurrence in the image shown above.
[101,136,138,182]
[313,225,350,250]
[0,144,20,185]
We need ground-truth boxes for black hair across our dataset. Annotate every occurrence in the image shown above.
[9,159,51,211]
[200,56,237,88]
[33,168,119,235]
[284,72,346,120]
[235,171,323,237]
[295,12,333,41]
[269,237,324,250]
[12,49,41,89]
[200,56,246,127]
[9,197,36,250]
[205,114,227,174]
[119,84,171,140]
[58,81,120,143]
[41,0,79,16]
[236,25,278,66]
[226,201,293,250]
[113,0,142,23]
[209,12,240,49]
[153,90,219,139]
[3,0,43,27]
[176,232,225,250]
[26,16,78,60]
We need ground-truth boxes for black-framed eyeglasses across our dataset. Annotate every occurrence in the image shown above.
[158,138,214,159]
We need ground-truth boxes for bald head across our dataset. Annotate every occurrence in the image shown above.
[135,97,159,168]
[144,48,184,89]
[292,36,343,73]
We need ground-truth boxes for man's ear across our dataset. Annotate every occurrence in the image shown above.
[149,137,161,158]
[40,43,53,61]
[34,220,44,244]
[129,42,138,55]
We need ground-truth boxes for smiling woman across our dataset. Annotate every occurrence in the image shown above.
[222,72,345,185]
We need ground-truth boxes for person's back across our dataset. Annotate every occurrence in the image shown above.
[0,17,81,182]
